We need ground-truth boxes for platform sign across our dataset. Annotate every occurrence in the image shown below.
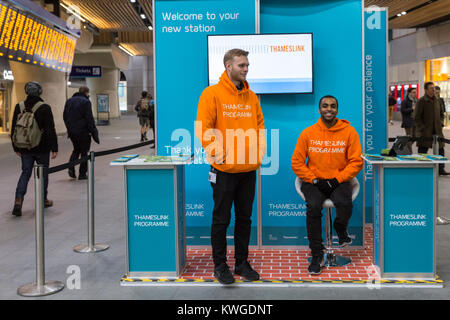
[70,66,102,78]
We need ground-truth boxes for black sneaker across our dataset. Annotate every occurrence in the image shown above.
[68,170,76,179]
[439,169,450,176]
[78,175,88,180]
[338,235,353,247]
[235,261,260,281]
[214,263,235,285]
[308,255,324,275]
[12,198,23,217]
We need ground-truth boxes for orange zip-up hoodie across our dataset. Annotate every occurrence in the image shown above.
[196,71,266,173]
[291,118,363,183]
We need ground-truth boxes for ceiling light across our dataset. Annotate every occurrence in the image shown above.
[118,45,135,56]
[148,25,153,30]
[60,3,86,22]
[130,0,136,2]
[140,14,146,19]
[401,11,407,15]
[397,13,402,17]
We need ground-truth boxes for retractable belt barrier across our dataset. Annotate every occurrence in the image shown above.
[19,139,155,297]
[47,139,155,174]
[388,136,450,144]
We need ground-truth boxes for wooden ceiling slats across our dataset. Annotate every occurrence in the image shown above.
[365,0,431,18]
[62,0,148,31]
[366,0,450,28]
[118,42,153,56]
[388,1,450,29]
[139,0,153,23]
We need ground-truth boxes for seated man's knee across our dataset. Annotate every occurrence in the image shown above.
[306,202,323,218]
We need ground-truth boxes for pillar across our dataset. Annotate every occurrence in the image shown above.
[86,67,120,119]
[10,61,67,134]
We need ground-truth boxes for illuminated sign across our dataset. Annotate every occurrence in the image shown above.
[0,2,76,72]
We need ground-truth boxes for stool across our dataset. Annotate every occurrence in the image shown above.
[295,177,360,267]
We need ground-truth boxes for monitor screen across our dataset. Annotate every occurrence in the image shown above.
[207,33,313,94]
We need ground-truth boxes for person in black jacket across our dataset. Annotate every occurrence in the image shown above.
[401,88,417,135]
[11,82,58,217]
[63,86,99,180]
[401,87,417,152]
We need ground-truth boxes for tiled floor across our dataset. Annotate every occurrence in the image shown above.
[181,226,375,281]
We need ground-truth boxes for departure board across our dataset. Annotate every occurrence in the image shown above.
[0,2,76,72]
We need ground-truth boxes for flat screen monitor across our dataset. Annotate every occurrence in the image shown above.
[207,33,313,94]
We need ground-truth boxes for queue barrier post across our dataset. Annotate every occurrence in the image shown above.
[73,152,109,253]
[17,165,65,297]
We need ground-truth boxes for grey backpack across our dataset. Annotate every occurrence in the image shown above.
[12,101,44,149]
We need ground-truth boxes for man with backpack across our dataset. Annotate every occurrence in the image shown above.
[11,82,58,217]
[135,91,154,142]
[63,86,99,180]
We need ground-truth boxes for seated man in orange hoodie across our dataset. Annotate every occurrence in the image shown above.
[291,95,363,275]
[196,49,266,284]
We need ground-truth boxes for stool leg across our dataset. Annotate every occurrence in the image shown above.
[324,208,337,267]
[323,208,352,267]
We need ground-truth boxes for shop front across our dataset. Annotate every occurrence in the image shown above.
[0,57,13,134]
[426,57,449,126]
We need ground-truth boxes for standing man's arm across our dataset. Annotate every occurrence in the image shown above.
[196,90,222,163]
[39,105,58,159]
[335,129,363,183]
[291,131,316,183]
[414,99,425,132]
[84,100,99,144]
[256,99,266,163]
[10,104,20,155]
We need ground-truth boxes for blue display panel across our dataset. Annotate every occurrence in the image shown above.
[126,169,176,272]
[259,0,364,246]
[383,167,434,274]
[364,8,388,223]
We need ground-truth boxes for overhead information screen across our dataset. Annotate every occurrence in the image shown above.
[0,2,76,72]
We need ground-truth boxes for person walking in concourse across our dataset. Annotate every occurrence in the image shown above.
[11,82,58,217]
[135,91,153,142]
[415,82,449,175]
[196,49,266,285]
[291,95,363,275]
[401,87,417,151]
[63,86,99,180]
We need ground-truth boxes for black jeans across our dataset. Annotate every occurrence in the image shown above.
[15,152,50,199]
[69,134,91,177]
[210,167,256,267]
[418,146,445,171]
[301,181,353,256]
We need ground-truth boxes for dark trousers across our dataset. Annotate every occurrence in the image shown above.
[15,152,50,200]
[301,182,353,256]
[418,146,445,171]
[69,134,91,177]
[210,168,256,267]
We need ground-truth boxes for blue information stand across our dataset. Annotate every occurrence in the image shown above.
[112,157,188,278]
[364,156,449,279]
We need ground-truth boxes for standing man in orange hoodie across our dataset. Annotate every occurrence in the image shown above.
[196,49,266,284]
[291,95,363,275]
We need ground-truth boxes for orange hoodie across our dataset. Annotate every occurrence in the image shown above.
[291,118,363,184]
[196,71,266,173]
